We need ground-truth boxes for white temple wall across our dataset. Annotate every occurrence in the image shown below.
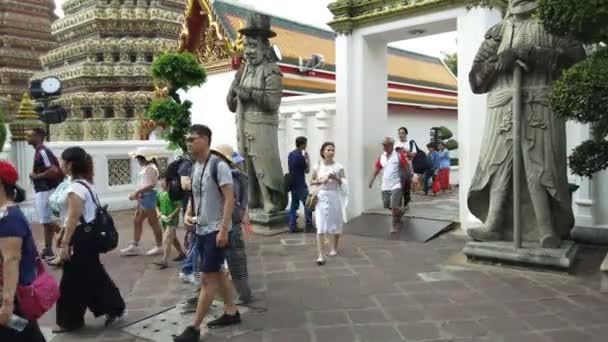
[3,140,177,224]
[182,71,238,148]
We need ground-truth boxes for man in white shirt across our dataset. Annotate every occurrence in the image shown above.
[369,137,411,233]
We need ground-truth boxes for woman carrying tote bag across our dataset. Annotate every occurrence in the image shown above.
[0,161,48,342]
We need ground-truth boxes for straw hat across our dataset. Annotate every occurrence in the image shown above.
[128,147,165,159]
[211,144,244,164]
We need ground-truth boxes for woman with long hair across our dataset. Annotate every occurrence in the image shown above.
[54,147,125,332]
[310,142,347,265]
[0,162,46,341]
[121,150,163,256]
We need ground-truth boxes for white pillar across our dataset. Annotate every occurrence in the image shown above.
[569,122,594,227]
[11,141,32,194]
[335,33,387,219]
[456,7,503,229]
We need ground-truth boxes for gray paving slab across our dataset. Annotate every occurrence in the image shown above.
[25,208,608,342]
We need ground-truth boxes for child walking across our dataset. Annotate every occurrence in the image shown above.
[424,143,439,195]
[437,142,451,192]
[154,177,186,269]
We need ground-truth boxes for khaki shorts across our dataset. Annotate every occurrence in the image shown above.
[382,189,403,209]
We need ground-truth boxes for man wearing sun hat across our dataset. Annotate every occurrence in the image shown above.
[210,144,252,305]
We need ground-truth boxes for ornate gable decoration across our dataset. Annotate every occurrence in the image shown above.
[179,0,244,72]
[328,0,507,34]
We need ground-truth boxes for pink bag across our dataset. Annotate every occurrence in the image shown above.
[16,258,60,320]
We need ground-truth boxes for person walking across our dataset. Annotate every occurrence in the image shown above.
[437,142,451,192]
[27,128,63,262]
[211,144,253,305]
[174,125,240,342]
[423,143,440,195]
[369,137,410,233]
[153,177,186,269]
[287,137,313,233]
[121,148,163,256]
[310,142,347,265]
[54,147,125,333]
[0,162,47,342]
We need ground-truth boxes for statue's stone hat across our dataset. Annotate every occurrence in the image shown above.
[239,13,277,38]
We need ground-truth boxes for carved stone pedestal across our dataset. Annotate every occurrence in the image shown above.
[249,209,289,236]
[463,240,578,270]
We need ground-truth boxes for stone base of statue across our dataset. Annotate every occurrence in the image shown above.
[249,209,289,236]
[463,240,578,270]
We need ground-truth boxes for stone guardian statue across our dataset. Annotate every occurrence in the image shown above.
[227,14,287,214]
[466,0,586,248]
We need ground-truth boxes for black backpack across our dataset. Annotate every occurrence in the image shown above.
[166,156,190,201]
[74,181,119,253]
[410,141,429,174]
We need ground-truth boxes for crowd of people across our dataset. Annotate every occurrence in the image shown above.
[0,123,452,341]
[289,126,452,235]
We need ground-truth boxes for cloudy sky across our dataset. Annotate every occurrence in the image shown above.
[52,0,457,58]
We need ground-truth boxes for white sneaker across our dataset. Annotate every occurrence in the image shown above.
[329,250,338,257]
[191,272,201,287]
[145,246,162,256]
[179,272,190,284]
[120,244,141,257]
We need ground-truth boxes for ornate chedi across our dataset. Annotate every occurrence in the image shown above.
[9,93,45,141]
[0,0,56,118]
[35,0,187,141]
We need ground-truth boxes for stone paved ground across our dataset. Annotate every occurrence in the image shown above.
[368,190,460,223]
[29,205,608,342]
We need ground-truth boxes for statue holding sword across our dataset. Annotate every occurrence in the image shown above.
[466,0,586,248]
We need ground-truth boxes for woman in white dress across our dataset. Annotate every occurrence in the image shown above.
[311,142,347,265]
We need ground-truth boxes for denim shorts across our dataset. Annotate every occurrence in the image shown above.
[138,191,157,209]
[196,231,227,273]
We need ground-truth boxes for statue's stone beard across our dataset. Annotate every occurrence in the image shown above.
[510,0,539,14]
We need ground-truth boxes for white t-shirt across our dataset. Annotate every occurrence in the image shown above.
[376,152,403,191]
[60,180,97,224]
[139,164,159,189]
[394,139,417,154]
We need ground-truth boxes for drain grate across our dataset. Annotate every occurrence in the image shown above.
[122,301,250,341]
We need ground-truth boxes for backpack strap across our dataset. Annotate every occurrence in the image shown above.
[210,157,222,195]
[74,180,100,224]
[74,180,100,207]
[409,140,419,153]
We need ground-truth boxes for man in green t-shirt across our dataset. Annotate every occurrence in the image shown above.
[154,177,186,269]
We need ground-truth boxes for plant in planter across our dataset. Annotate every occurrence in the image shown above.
[146,52,207,152]
[539,0,608,178]
[430,126,459,151]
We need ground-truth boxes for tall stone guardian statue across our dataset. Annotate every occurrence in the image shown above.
[227,14,287,214]
[466,0,585,248]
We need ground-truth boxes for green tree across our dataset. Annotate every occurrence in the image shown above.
[539,0,608,177]
[430,126,459,150]
[147,52,207,152]
[442,52,458,76]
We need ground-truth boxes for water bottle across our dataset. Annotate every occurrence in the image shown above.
[7,314,28,332]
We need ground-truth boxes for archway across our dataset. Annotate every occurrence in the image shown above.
[328,1,504,227]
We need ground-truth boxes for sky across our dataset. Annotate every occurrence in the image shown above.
[52,0,457,58]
